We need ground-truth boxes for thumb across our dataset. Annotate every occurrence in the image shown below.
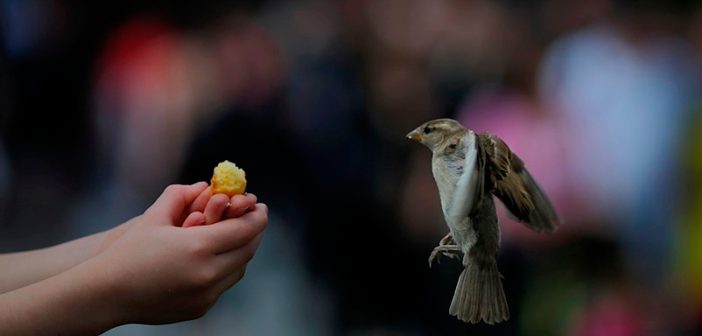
[147,182,209,223]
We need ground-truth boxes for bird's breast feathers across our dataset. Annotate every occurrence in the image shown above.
[432,132,479,223]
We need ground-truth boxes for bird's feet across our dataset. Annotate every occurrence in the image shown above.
[428,245,461,268]
[439,233,455,246]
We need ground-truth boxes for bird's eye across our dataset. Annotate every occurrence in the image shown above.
[423,126,432,134]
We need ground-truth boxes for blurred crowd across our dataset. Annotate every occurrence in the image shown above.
[1,0,702,335]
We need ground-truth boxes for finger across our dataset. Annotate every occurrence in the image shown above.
[215,232,263,270]
[225,193,257,218]
[190,187,212,213]
[212,266,246,298]
[245,194,257,212]
[182,211,206,228]
[193,203,268,253]
[148,182,208,222]
[204,194,231,224]
[243,193,257,211]
[211,233,263,293]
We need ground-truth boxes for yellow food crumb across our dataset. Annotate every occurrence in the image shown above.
[211,160,247,197]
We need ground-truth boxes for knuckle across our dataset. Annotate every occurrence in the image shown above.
[243,245,257,263]
[206,289,221,307]
[190,304,210,320]
[212,193,229,204]
[192,291,220,318]
[258,203,269,215]
[236,223,257,241]
[236,268,247,282]
[259,211,269,226]
[164,184,181,194]
[188,238,210,256]
[192,267,219,288]
[251,209,268,228]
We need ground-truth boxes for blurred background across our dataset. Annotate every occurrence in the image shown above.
[1,0,702,335]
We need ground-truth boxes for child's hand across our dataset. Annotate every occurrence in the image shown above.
[95,183,268,324]
[97,184,258,253]
[183,187,258,227]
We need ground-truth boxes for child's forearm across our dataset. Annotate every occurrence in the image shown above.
[0,230,109,293]
[0,256,122,335]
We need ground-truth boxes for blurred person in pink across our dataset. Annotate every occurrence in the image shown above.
[535,2,697,335]
[538,2,696,286]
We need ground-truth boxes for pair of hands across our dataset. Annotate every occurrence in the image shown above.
[94,182,267,325]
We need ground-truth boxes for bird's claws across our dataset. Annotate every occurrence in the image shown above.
[428,245,461,268]
[439,233,455,246]
[428,250,440,268]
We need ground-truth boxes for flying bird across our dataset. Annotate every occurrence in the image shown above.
[406,118,559,324]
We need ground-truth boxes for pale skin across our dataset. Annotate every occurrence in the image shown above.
[0,182,267,335]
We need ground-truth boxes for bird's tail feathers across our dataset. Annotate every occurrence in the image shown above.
[449,260,509,324]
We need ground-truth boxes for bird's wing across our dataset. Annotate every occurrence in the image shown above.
[447,133,479,221]
[478,133,559,232]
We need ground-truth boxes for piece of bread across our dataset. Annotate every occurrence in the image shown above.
[211,160,247,196]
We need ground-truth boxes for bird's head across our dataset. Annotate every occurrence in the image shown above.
[406,118,466,151]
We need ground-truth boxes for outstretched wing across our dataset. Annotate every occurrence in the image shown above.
[477,133,559,232]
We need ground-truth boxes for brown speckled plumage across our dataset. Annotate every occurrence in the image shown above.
[407,119,559,324]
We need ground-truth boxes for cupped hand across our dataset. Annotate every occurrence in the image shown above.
[94,183,268,324]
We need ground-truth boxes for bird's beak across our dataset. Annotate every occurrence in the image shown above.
[406,129,423,142]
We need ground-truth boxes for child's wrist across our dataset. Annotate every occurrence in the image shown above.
[70,256,131,332]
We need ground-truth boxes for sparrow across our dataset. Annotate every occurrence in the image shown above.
[406,118,559,324]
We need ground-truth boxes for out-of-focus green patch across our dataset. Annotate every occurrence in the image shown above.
[520,272,587,336]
